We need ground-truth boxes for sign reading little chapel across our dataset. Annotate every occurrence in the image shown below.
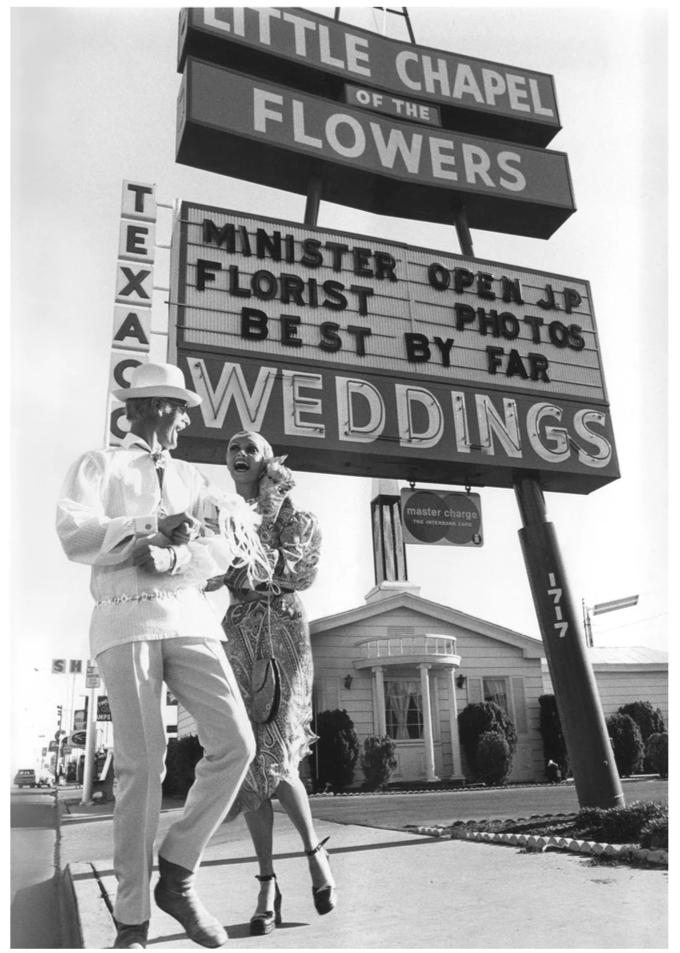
[169,204,618,493]
[175,8,573,238]
[177,8,561,145]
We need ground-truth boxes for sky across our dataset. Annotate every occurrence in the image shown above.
[9,2,669,774]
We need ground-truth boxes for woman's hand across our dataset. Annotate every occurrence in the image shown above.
[258,456,295,502]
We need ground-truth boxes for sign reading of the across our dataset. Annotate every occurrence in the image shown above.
[344,82,442,127]
[401,489,483,547]
[177,7,561,146]
[169,204,618,494]
[176,59,574,239]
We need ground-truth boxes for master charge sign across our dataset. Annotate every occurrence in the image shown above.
[401,488,483,546]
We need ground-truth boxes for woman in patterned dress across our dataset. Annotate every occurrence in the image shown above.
[220,430,336,935]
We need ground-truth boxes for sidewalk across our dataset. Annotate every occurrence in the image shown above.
[59,796,668,949]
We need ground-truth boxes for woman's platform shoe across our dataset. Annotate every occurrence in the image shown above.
[249,874,282,936]
[306,837,337,915]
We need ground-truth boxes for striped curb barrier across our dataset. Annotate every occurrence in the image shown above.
[412,825,668,868]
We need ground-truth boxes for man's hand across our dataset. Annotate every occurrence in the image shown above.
[133,542,175,574]
[158,512,201,544]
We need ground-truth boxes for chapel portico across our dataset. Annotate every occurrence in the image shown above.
[352,632,462,781]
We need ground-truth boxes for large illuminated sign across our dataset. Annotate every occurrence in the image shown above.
[176,59,575,239]
[169,204,618,493]
[177,7,561,146]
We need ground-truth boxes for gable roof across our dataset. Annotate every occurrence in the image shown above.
[588,646,668,667]
[540,646,667,674]
[310,590,544,659]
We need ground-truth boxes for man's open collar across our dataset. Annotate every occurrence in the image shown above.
[120,433,169,462]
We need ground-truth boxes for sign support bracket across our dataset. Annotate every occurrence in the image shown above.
[455,202,623,809]
[304,175,323,227]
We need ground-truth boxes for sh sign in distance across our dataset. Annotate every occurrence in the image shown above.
[401,488,483,547]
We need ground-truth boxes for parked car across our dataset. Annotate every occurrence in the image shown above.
[13,769,37,788]
[37,776,53,788]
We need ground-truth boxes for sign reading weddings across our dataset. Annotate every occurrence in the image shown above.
[169,204,618,493]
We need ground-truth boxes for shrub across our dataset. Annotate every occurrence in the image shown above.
[639,816,669,850]
[617,701,665,742]
[312,709,359,792]
[645,732,668,778]
[476,730,512,786]
[538,694,569,778]
[360,735,398,790]
[576,800,667,844]
[618,701,666,770]
[458,702,517,778]
[163,734,203,797]
[606,712,645,776]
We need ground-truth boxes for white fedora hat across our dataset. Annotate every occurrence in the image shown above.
[112,362,202,407]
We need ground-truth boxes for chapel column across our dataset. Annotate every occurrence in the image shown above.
[448,669,464,778]
[419,663,438,781]
[373,665,387,736]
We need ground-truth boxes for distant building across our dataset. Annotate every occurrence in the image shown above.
[310,580,546,784]
[542,646,668,726]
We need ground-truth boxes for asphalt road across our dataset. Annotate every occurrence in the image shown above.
[10,789,63,949]
[303,776,668,830]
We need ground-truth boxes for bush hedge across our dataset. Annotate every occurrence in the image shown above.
[617,700,665,742]
[360,735,398,790]
[617,701,666,772]
[645,732,668,778]
[312,708,359,792]
[458,702,517,779]
[476,730,512,786]
[577,799,667,844]
[163,734,203,797]
[605,712,645,776]
[639,816,668,850]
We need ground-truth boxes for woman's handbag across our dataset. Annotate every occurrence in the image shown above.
[251,597,281,724]
[251,656,281,724]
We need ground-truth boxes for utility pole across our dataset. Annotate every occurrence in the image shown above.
[55,705,63,786]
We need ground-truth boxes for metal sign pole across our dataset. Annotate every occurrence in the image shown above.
[81,684,98,804]
[514,477,624,808]
[453,204,623,810]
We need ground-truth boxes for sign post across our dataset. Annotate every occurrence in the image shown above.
[81,664,101,804]
[514,476,623,807]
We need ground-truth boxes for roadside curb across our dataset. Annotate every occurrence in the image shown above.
[411,825,669,867]
[65,862,116,950]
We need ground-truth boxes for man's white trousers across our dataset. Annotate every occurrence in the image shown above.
[97,637,255,924]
